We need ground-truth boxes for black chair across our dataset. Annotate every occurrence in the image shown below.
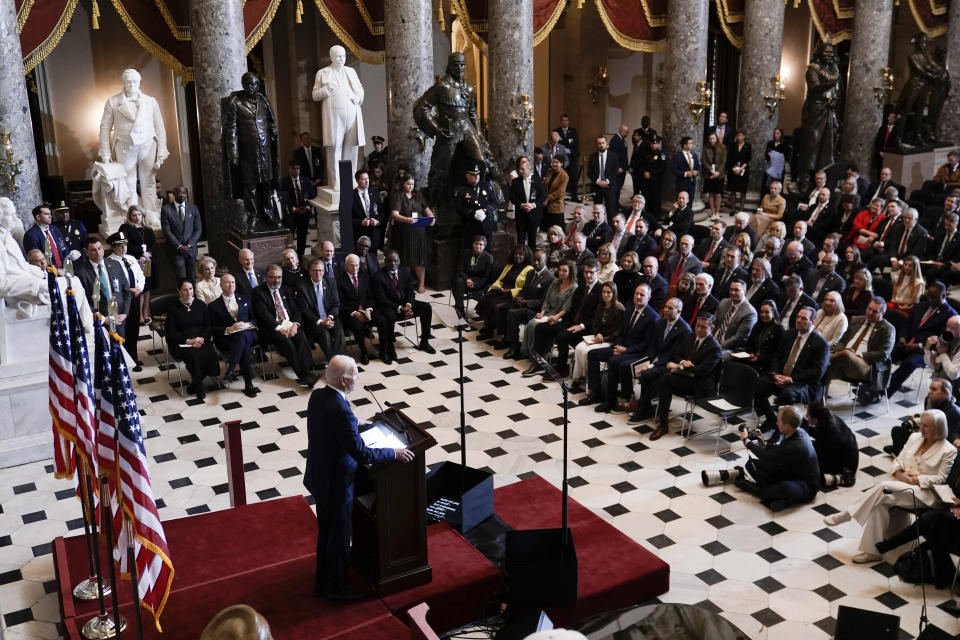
[845,356,892,419]
[147,294,179,364]
[683,360,757,455]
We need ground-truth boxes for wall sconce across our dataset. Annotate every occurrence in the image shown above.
[763,75,787,118]
[587,67,608,105]
[688,81,712,125]
[511,94,534,150]
[873,67,894,108]
[0,129,23,195]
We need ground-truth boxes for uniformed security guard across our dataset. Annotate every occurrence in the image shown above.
[453,162,499,249]
[366,135,387,170]
[638,135,667,217]
[53,205,88,253]
[106,231,145,369]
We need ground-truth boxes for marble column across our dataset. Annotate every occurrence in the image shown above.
[0,0,42,228]
[739,0,785,193]
[938,0,960,142]
[189,0,247,263]
[488,0,535,173]
[384,0,432,184]
[843,0,892,178]
[661,0,709,208]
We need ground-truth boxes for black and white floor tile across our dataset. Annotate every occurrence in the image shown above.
[2,288,960,639]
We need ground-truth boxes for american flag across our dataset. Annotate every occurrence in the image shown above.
[93,316,117,532]
[47,269,76,479]
[66,282,98,480]
[110,336,173,630]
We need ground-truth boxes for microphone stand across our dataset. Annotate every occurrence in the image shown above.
[363,385,409,445]
[532,351,570,560]
[884,485,928,635]
[454,308,468,489]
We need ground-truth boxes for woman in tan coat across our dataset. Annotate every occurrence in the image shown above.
[542,157,569,231]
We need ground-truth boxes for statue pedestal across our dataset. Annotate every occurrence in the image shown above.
[0,302,52,468]
[227,228,294,268]
[307,196,342,249]
[884,146,955,195]
[314,187,340,210]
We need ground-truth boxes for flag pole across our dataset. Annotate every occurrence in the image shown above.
[73,458,107,601]
[99,475,125,640]
[80,472,123,640]
[124,516,144,640]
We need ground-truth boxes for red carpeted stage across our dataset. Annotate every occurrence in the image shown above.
[53,477,669,638]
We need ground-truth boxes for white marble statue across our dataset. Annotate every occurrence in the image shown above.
[0,198,48,311]
[312,45,366,192]
[98,69,168,222]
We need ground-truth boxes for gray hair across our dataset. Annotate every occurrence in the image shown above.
[921,409,948,441]
[326,354,357,388]
[752,257,772,279]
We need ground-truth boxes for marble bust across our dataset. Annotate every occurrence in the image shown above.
[0,198,48,310]
[98,69,169,222]
[312,45,366,192]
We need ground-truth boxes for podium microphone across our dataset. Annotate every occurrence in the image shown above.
[364,385,410,445]
[363,385,385,414]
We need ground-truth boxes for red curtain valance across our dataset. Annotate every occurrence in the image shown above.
[17,0,80,73]
[907,0,949,38]
[715,0,744,49]
[313,0,384,64]
[595,0,666,51]
[441,0,567,52]
[807,0,854,43]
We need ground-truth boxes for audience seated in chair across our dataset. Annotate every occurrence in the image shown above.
[208,274,260,398]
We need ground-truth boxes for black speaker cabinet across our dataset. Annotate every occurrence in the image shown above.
[505,528,577,607]
[834,605,899,640]
[425,461,494,533]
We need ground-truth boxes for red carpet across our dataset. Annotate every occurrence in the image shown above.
[495,475,670,625]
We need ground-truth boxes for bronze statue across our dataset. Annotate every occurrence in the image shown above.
[413,53,500,214]
[222,72,281,231]
[893,33,941,148]
[798,39,840,192]
[924,46,951,145]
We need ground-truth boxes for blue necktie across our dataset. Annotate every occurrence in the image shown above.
[316,282,326,318]
[97,263,112,302]
[248,271,257,289]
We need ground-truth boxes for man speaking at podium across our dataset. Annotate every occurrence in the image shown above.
[304,355,414,601]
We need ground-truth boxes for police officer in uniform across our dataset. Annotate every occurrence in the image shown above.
[638,135,667,217]
[453,162,499,249]
[53,205,88,253]
[366,135,387,169]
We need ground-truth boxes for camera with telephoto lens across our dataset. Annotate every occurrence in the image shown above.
[738,424,763,442]
[931,331,954,353]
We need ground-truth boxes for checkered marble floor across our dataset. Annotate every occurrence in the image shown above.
[2,290,960,640]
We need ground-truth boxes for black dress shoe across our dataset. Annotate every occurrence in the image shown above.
[477,329,494,340]
[735,476,760,496]
[323,588,366,602]
[595,402,612,413]
[358,351,370,365]
[223,372,237,385]
[195,388,206,401]
[243,385,257,398]
[521,364,540,377]
[419,341,436,354]
[578,394,601,406]
[503,346,520,359]
[132,364,143,373]
[493,340,509,350]
[628,406,655,423]
[381,350,393,365]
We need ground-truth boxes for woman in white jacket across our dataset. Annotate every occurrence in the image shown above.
[823,409,957,563]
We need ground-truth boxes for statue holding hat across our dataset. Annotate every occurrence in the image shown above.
[414,53,502,215]
[312,45,366,193]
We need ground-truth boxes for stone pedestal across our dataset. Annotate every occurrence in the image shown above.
[227,228,294,269]
[488,0,535,171]
[307,197,341,248]
[427,238,461,291]
[883,146,954,194]
[384,0,433,182]
[938,0,960,141]
[739,0,785,193]
[843,0,893,178]
[0,303,51,468]
[189,0,248,266]
[0,0,42,228]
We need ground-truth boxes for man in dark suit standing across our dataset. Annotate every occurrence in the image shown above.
[452,236,494,319]
[234,248,266,300]
[304,355,413,601]
[587,136,620,216]
[371,250,434,363]
[208,273,259,398]
[22,204,70,270]
[874,112,899,168]
[713,112,735,148]
[609,125,630,199]
[454,163,499,249]
[337,254,376,365]
[160,185,203,282]
[293,131,324,187]
[251,264,318,387]
[509,157,546,251]
[554,114,579,200]
[671,136,700,197]
[582,282,659,412]
[295,258,346,366]
[352,169,383,251]
[753,307,829,430]
[73,236,132,325]
[636,312,723,440]
[282,161,317,258]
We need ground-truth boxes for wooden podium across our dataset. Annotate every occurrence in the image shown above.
[352,408,436,596]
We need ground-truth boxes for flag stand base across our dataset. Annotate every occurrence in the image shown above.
[81,613,126,640]
[73,577,110,601]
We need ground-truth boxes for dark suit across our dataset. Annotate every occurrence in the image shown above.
[554,125,580,198]
[208,293,258,382]
[509,174,546,250]
[452,249,494,316]
[295,277,346,360]
[694,237,730,267]
[160,199,203,282]
[22,224,69,267]
[543,280,603,369]
[661,203,694,238]
[723,225,757,252]
[664,253,702,287]
[640,273,669,312]
[587,305,660,402]
[336,269,376,356]
[680,293,719,324]
[582,220,613,253]
[865,179,906,204]
[304,385,394,595]
[609,133,629,195]
[621,233,658,261]
[454,181,499,248]
[496,266,555,337]
[780,255,815,281]
[745,426,820,507]
[924,229,960,284]
[234,267,266,300]
[251,283,314,380]
[754,329,830,422]
[776,292,818,330]
[587,150,620,215]
[351,187,384,251]
[888,300,959,393]
[746,278,780,309]
[803,269,846,304]
[637,332,723,422]
[73,257,132,322]
[632,318,692,402]
[282,173,317,256]
[371,267,433,349]
[710,264,749,300]
[293,145,325,185]
[671,150,700,196]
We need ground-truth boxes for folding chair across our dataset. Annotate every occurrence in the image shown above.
[683,360,757,455]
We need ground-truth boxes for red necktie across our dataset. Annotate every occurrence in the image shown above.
[703,241,717,263]
[352,275,359,291]
[670,256,685,288]
[898,228,909,257]
[272,290,286,322]
[919,307,936,327]
[883,127,891,149]
[44,229,62,268]
[691,296,703,321]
